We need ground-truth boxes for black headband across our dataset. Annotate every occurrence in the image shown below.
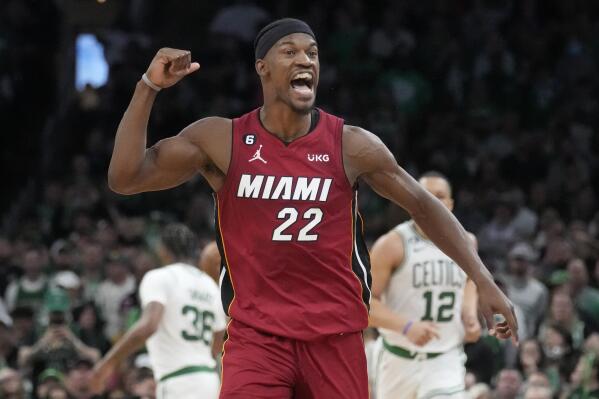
[254,18,316,60]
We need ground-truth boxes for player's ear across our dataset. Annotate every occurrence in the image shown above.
[255,59,268,78]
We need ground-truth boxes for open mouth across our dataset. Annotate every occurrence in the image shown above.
[290,72,314,96]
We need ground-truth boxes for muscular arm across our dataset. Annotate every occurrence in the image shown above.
[344,126,489,284]
[107,82,231,194]
[461,234,479,317]
[107,49,231,195]
[344,126,517,339]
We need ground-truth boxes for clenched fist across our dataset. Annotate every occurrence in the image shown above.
[144,48,200,89]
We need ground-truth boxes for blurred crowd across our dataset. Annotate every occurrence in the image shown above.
[2,0,599,398]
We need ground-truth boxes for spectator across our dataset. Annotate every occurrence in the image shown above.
[64,358,94,399]
[568,353,599,399]
[52,271,82,310]
[18,292,100,382]
[522,384,552,399]
[71,302,111,355]
[540,324,579,392]
[47,385,69,399]
[94,254,135,341]
[517,339,545,378]
[501,242,548,337]
[36,368,65,399]
[5,247,49,314]
[567,258,599,330]
[539,290,585,349]
[494,369,523,399]
[126,367,155,399]
[0,368,26,399]
[77,242,104,301]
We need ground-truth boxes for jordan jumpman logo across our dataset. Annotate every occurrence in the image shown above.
[249,145,267,164]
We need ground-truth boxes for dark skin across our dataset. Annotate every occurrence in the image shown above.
[107,33,517,342]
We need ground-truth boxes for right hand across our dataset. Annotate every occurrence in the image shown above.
[145,48,200,89]
[405,321,440,346]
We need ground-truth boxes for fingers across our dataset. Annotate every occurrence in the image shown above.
[426,324,441,340]
[507,304,519,345]
[480,303,496,336]
[168,52,190,76]
[188,62,201,74]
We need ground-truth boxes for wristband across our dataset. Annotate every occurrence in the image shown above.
[141,73,162,91]
[402,320,414,335]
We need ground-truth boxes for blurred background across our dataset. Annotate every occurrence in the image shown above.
[1,0,599,398]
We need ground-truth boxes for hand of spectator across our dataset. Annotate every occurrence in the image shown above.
[405,321,440,346]
[36,327,64,348]
[477,278,519,344]
[145,48,200,89]
[463,312,482,343]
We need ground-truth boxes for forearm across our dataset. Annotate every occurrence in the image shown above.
[108,81,157,191]
[412,196,493,286]
[368,298,411,333]
[99,323,152,369]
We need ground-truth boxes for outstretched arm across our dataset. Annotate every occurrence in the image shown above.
[462,234,481,343]
[90,302,164,394]
[343,125,518,343]
[108,48,231,194]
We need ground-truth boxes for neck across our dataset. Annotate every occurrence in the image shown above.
[260,103,312,142]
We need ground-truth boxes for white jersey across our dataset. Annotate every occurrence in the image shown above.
[139,263,227,380]
[380,221,467,353]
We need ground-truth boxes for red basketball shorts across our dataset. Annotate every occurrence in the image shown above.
[219,319,369,399]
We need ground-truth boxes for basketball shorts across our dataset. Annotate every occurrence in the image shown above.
[219,319,369,399]
[373,338,466,399]
[157,369,220,399]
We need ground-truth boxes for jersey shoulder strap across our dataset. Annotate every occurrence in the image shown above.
[391,221,415,270]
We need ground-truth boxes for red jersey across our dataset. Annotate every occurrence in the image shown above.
[215,108,370,340]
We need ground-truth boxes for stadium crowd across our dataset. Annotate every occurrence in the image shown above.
[2,0,599,398]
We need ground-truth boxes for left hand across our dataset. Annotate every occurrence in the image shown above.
[462,312,481,343]
[89,361,113,395]
[476,277,519,344]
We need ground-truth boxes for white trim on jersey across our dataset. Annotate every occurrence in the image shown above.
[354,192,372,303]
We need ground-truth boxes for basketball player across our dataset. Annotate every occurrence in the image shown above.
[369,172,480,399]
[106,18,517,398]
[90,224,226,398]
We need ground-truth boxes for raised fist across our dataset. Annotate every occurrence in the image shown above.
[144,48,200,89]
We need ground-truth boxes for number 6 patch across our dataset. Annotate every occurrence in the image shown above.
[243,134,256,145]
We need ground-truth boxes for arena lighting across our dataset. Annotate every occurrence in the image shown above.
[97,0,106,3]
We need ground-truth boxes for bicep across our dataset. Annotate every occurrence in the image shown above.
[370,232,404,298]
[343,126,428,216]
[134,130,206,192]
[129,117,230,194]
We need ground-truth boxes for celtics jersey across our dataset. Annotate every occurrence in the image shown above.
[139,263,226,380]
[380,221,467,353]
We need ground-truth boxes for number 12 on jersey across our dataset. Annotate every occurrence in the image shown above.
[422,291,456,322]
[272,207,323,242]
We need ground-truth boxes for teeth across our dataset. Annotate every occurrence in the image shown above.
[293,72,312,81]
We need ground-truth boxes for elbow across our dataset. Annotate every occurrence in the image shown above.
[107,168,137,195]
